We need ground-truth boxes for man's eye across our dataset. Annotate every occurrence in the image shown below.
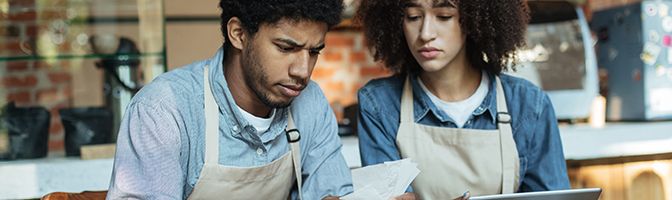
[280,47,294,52]
[309,50,321,56]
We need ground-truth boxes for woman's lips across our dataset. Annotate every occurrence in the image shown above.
[418,47,441,59]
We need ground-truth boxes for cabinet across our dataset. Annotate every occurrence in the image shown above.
[592,0,672,120]
[0,0,165,158]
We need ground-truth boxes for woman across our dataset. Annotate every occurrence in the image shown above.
[355,0,570,199]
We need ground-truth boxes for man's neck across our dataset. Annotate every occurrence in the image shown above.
[419,47,481,102]
[223,50,273,118]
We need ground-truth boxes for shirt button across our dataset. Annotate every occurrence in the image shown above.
[232,125,240,133]
[256,148,264,155]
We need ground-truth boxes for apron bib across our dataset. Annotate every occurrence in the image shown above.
[188,66,303,200]
[396,76,519,200]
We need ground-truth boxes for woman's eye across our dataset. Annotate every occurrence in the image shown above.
[405,15,421,21]
[437,16,453,20]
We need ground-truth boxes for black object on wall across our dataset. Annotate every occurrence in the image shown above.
[59,107,113,156]
[0,102,50,160]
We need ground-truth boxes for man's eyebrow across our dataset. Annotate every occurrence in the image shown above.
[274,38,304,47]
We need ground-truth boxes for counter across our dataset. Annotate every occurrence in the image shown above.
[1,121,671,199]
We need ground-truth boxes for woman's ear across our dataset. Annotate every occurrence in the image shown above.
[227,17,247,50]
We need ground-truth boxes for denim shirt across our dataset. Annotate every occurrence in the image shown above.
[357,73,570,192]
[107,48,353,199]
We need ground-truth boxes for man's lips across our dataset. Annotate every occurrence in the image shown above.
[279,84,304,97]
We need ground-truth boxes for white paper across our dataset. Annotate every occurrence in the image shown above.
[342,158,420,200]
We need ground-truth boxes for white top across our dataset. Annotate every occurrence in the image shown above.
[418,72,489,128]
[237,106,276,135]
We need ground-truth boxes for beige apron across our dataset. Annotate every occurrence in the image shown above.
[188,66,303,200]
[396,76,519,200]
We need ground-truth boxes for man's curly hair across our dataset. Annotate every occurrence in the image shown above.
[356,0,529,75]
[219,0,344,55]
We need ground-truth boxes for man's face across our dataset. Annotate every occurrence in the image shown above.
[241,19,328,108]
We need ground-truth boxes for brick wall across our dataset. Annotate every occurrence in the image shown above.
[1,0,73,153]
[312,30,391,120]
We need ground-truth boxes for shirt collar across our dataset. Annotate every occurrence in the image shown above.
[206,48,289,145]
[411,72,498,124]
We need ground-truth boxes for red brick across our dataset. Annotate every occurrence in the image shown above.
[360,66,390,77]
[7,61,31,72]
[25,25,38,36]
[350,52,369,63]
[35,61,52,69]
[321,81,345,92]
[311,67,337,79]
[6,91,32,104]
[48,72,71,84]
[325,34,355,47]
[2,75,38,88]
[3,40,22,51]
[9,0,36,7]
[40,11,63,20]
[321,52,343,62]
[8,11,37,21]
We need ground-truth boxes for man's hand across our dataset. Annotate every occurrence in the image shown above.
[322,196,340,200]
[390,192,417,200]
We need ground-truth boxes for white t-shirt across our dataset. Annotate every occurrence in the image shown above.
[237,106,276,135]
[418,72,489,128]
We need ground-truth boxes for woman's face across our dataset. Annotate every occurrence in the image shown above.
[403,0,466,72]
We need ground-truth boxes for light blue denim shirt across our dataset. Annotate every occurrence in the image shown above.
[357,73,570,192]
[107,48,353,199]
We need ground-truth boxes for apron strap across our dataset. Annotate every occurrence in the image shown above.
[400,76,415,123]
[286,112,303,200]
[495,76,516,194]
[203,65,220,165]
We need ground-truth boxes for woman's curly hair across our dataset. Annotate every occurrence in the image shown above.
[219,0,344,55]
[356,0,530,75]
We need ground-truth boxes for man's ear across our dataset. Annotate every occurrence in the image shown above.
[227,17,247,50]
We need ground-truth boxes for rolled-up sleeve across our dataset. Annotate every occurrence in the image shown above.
[297,84,353,199]
[519,94,570,192]
[107,101,184,199]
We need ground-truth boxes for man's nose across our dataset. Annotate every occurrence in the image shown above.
[289,51,311,80]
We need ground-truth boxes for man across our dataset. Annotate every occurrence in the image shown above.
[107,0,353,199]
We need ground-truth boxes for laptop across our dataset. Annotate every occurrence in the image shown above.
[470,188,602,200]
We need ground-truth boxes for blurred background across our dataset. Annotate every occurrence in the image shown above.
[1,0,671,199]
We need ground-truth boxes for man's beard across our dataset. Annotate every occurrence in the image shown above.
[241,45,294,109]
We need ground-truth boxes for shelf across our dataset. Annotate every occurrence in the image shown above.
[0,52,164,62]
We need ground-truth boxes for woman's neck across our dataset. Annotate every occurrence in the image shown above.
[419,48,482,102]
